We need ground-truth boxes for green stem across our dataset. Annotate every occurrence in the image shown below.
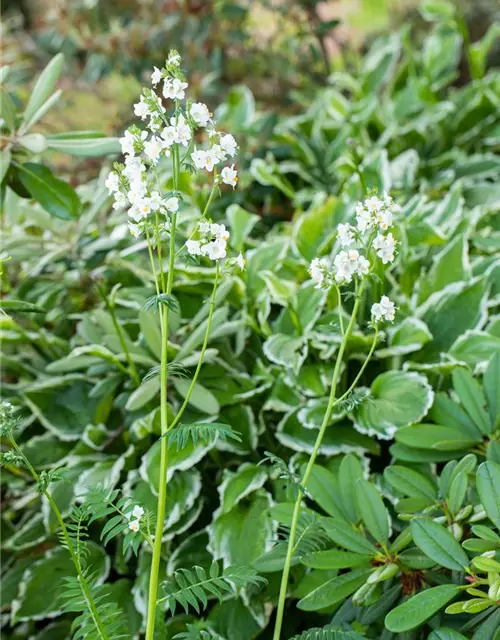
[166,263,220,435]
[145,149,180,640]
[273,288,372,640]
[106,300,141,387]
[10,438,110,640]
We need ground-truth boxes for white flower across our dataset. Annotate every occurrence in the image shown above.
[128,222,141,238]
[134,97,150,120]
[167,51,181,67]
[186,240,201,255]
[371,295,395,323]
[221,165,238,188]
[355,202,375,233]
[211,223,229,242]
[123,155,146,181]
[337,223,355,247]
[132,505,145,519]
[190,102,212,127]
[333,249,369,283]
[373,233,396,264]
[165,197,179,213]
[309,257,328,288]
[173,115,191,146]
[202,240,227,260]
[113,191,127,210]
[376,208,393,231]
[191,149,207,170]
[148,191,163,210]
[236,253,246,270]
[365,196,384,213]
[105,171,119,193]
[211,144,227,163]
[220,133,237,157]
[163,77,188,100]
[119,130,136,156]
[161,125,177,147]
[128,519,140,532]
[356,255,370,277]
[151,66,163,86]
[199,221,210,234]
[144,136,164,164]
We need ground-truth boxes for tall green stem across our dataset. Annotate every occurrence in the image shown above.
[145,147,179,640]
[9,438,110,640]
[166,263,220,436]
[273,286,376,640]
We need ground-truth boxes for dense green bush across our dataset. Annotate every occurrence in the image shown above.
[1,2,500,639]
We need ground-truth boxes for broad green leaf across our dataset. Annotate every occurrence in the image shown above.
[306,465,350,522]
[376,317,432,358]
[293,196,340,261]
[250,158,295,199]
[410,518,468,570]
[226,204,259,252]
[384,465,437,500]
[125,377,160,411]
[321,518,378,555]
[484,353,500,427]
[450,330,500,367]
[339,454,364,523]
[385,585,460,632]
[447,471,467,515]
[16,162,80,220]
[46,132,120,157]
[297,567,373,611]
[476,461,500,529]
[418,234,469,303]
[353,371,433,438]
[0,89,17,131]
[217,463,267,514]
[172,378,220,415]
[452,368,492,435]
[356,479,390,544]
[395,424,480,451]
[302,550,372,570]
[22,53,64,127]
[263,334,306,370]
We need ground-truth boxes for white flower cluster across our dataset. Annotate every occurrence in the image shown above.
[186,222,230,261]
[371,296,396,323]
[105,50,239,238]
[308,193,398,289]
[127,505,144,533]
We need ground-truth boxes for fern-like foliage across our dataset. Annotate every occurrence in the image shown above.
[60,571,128,640]
[335,388,371,413]
[59,506,90,566]
[269,511,328,565]
[290,627,366,640]
[166,423,242,451]
[158,562,266,614]
[143,362,189,382]
[142,293,180,314]
[259,451,305,499]
[83,485,145,554]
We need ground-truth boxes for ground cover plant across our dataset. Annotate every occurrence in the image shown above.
[1,1,500,639]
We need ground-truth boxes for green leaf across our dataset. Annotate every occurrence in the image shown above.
[22,53,64,128]
[385,585,460,632]
[476,461,500,529]
[447,471,468,515]
[125,377,160,411]
[302,550,372,570]
[395,424,480,451]
[1,89,17,131]
[484,354,500,427]
[355,479,389,544]
[16,162,80,220]
[19,90,62,134]
[338,454,364,523]
[0,299,46,314]
[18,133,46,153]
[172,379,219,415]
[410,518,468,570]
[297,567,373,611]
[353,371,433,438]
[321,518,378,555]
[46,133,120,157]
[167,422,242,451]
[306,465,350,522]
[384,465,437,500]
[0,148,11,182]
[452,368,492,435]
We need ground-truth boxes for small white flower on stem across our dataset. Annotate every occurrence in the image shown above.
[113,192,126,210]
[132,505,145,519]
[134,97,150,120]
[199,221,211,234]
[163,77,188,100]
[119,131,136,156]
[309,257,328,288]
[186,240,202,255]
[356,255,370,277]
[148,191,163,210]
[220,133,237,157]
[128,222,141,238]
[221,165,238,188]
[128,519,140,532]
[191,149,207,170]
[161,125,177,147]
[190,102,212,127]
[167,51,181,67]
[371,295,395,323]
[373,232,396,264]
[105,171,120,193]
[337,223,355,247]
[236,253,246,270]
[165,197,179,213]
[202,240,227,260]
[144,136,164,164]
[172,115,191,146]
[151,67,163,86]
